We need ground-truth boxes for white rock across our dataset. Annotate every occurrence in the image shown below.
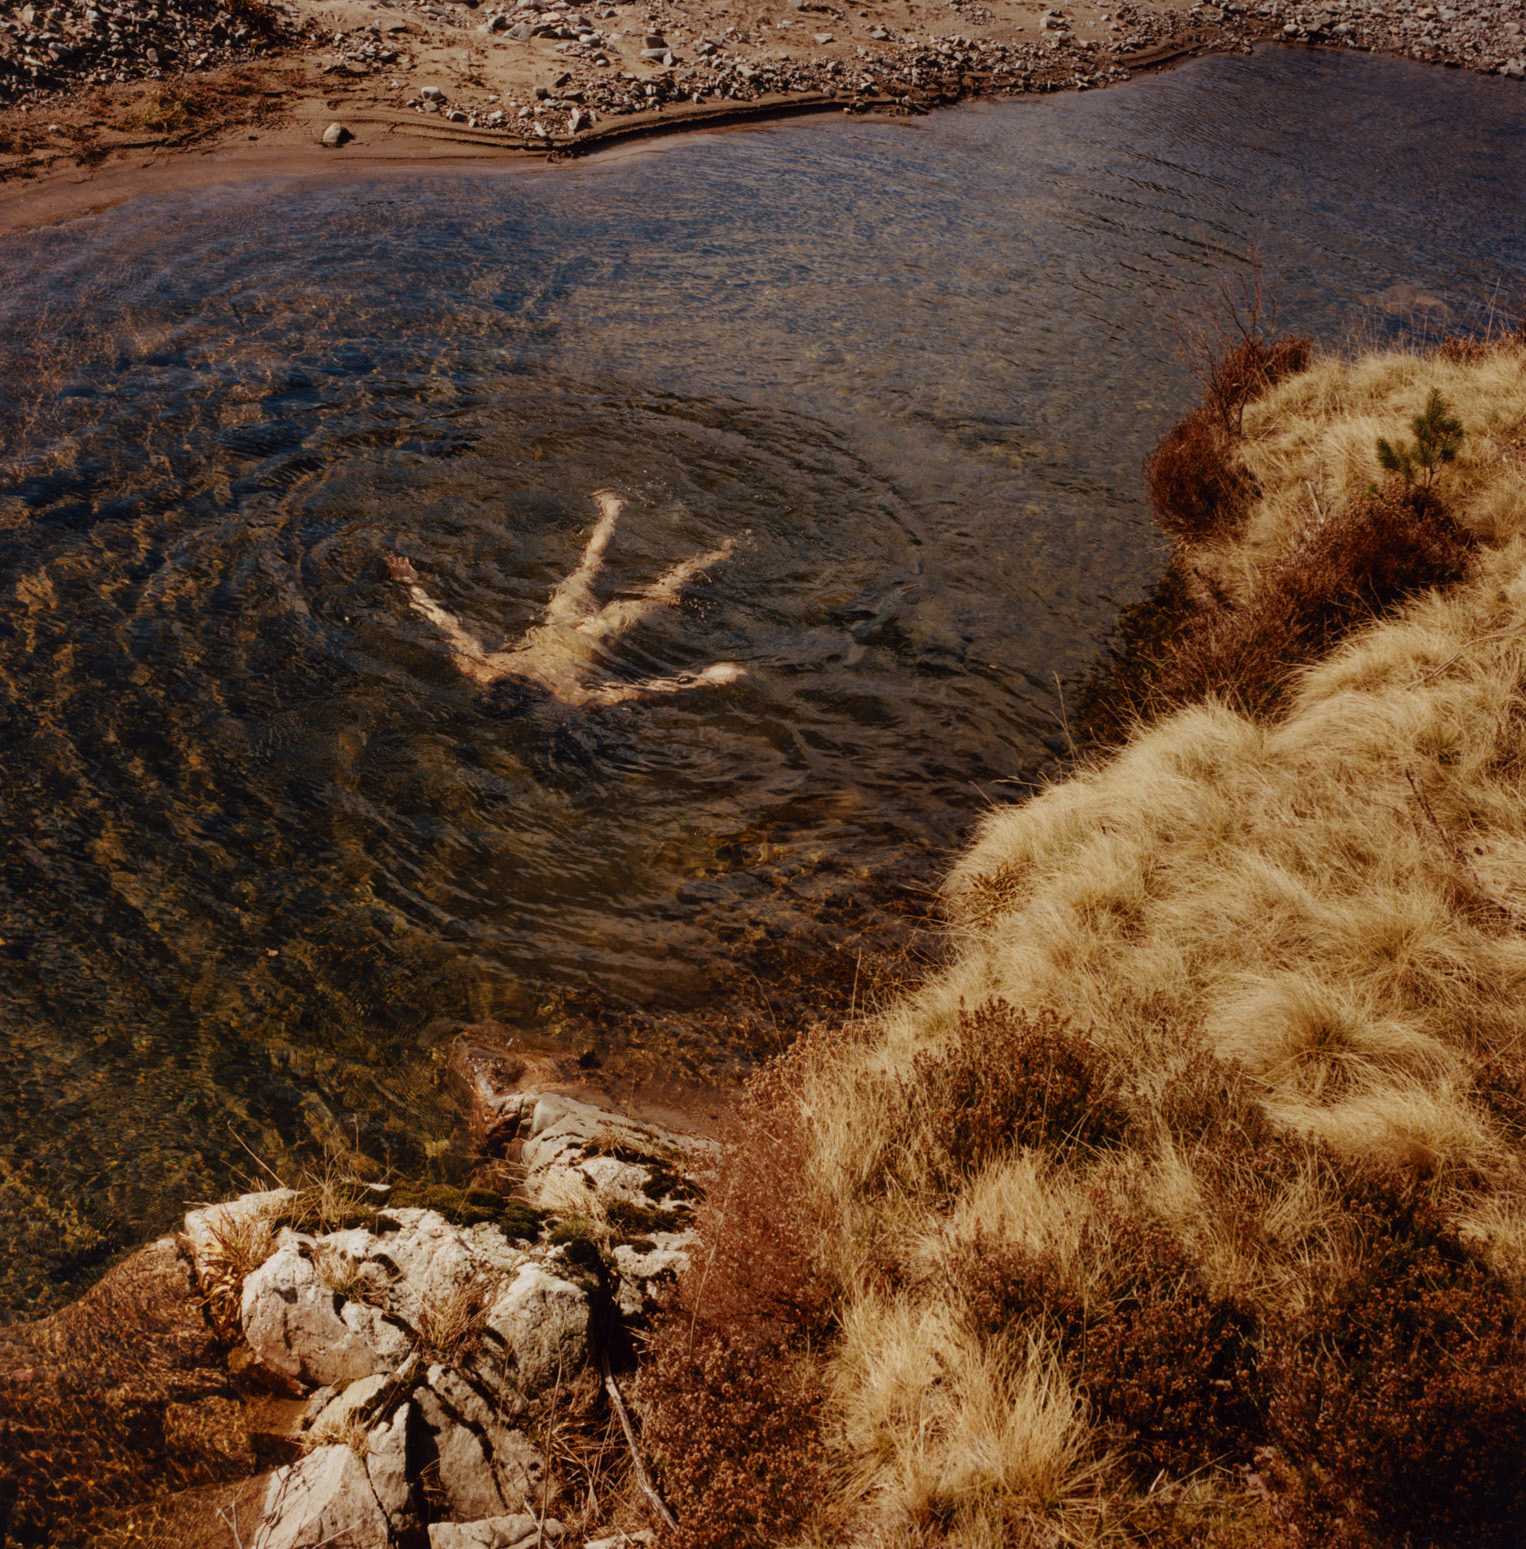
[242,1238,392,1387]
[252,1444,390,1549]
[416,1387,506,1520]
[309,1371,391,1438]
[366,1402,417,1531]
[612,1233,694,1318]
[183,1189,295,1269]
[421,1365,547,1504]
[429,1517,562,1549]
[477,1260,590,1398]
[321,122,353,147]
[341,1299,414,1365]
[519,1096,709,1218]
[368,1209,523,1324]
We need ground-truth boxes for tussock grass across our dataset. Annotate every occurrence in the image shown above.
[649,338,1526,1548]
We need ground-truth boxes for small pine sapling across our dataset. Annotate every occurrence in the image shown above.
[1377,389,1464,486]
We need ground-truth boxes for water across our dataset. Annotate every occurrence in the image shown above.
[0,47,1521,1315]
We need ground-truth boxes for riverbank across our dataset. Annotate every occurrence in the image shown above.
[639,327,1526,1547]
[1,0,1522,232]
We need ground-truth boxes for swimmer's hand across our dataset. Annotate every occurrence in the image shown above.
[384,552,420,585]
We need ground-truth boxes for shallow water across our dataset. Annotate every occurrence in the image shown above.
[0,47,1522,1312]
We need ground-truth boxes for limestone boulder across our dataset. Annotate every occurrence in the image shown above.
[428,1516,563,1549]
[241,1237,393,1387]
[611,1232,696,1319]
[252,1443,390,1549]
[366,1401,420,1533]
[183,1189,296,1266]
[518,1095,714,1223]
[365,1207,525,1324]
[307,1372,392,1439]
[416,1364,547,1516]
[474,1259,591,1401]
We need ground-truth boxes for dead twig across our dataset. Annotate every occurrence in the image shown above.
[597,1345,678,1533]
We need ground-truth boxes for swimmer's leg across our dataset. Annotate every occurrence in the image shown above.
[386,553,497,685]
[544,490,623,625]
[582,538,737,641]
[580,661,748,705]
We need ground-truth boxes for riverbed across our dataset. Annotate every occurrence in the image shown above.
[0,45,1521,1315]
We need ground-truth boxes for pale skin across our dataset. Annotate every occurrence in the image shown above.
[386,490,746,708]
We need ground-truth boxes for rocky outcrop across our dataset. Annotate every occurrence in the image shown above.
[429,1516,564,1549]
[0,1034,711,1546]
[165,1041,716,1548]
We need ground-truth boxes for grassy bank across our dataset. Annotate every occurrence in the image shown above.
[642,330,1526,1547]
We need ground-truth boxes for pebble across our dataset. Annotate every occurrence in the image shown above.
[320,120,352,145]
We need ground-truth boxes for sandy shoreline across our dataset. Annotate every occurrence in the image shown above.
[1,0,1521,238]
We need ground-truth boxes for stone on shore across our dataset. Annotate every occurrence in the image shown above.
[242,1239,395,1387]
[365,1401,420,1531]
[252,1444,390,1549]
[320,122,353,147]
[416,1364,547,1519]
[476,1258,592,1398]
[428,1516,563,1549]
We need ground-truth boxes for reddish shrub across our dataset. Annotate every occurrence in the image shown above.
[1146,410,1252,542]
[1082,1221,1261,1474]
[955,1217,1260,1478]
[1202,335,1312,439]
[642,1324,829,1549]
[1146,333,1312,543]
[639,1045,834,1549]
[1433,334,1496,366]
[907,1004,1128,1191]
[1155,482,1474,717]
[1264,1169,1526,1549]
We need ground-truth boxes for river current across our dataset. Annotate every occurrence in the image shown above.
[0,46,1521,1313]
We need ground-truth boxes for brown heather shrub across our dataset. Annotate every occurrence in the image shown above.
[1202,336,1313,441]
[1079,1219,1261,1477]
[1264,1168,1526,1549]
[639,1044,834,1549]
[1146,335,1313,543]
[902,1004,1129,1194]
[1147,409,1254,542]
[956,1225,1259,1477]
[1154,481,1475,718]
[643,1324,830,1549]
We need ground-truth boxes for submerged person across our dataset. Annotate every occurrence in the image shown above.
[385,490,747,709]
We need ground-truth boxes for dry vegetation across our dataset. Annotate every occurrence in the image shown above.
[640,326,1526,1547]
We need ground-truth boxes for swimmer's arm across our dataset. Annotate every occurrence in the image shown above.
[385,553,494,682]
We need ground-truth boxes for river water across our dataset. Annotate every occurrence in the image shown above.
[0,46,1521,1314]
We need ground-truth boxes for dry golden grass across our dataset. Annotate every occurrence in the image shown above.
[779,339,1526,1547]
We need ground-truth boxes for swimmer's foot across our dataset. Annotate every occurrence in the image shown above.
[695,661,747,686]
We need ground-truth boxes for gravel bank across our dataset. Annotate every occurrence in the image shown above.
[0,0,1520,182]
